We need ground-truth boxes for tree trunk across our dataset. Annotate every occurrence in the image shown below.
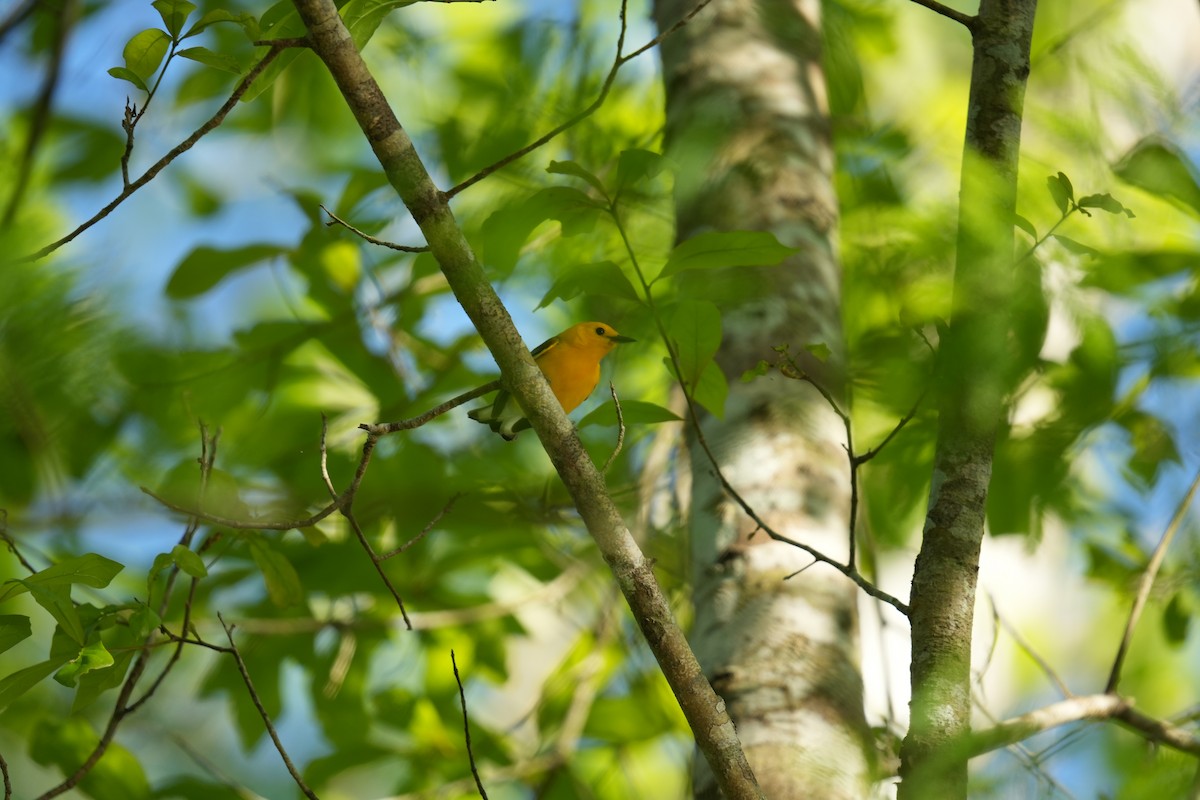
[654,1,870,797]
[899,2,1038,798]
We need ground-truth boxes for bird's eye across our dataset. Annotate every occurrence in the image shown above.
[594,326,606,336]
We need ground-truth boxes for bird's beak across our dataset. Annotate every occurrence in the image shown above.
[610,334,636,343]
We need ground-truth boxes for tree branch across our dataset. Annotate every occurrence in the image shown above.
[967,694,1126,758]
[906,0,977,29]
[451,650,489,799]
[219,614,320,800]
[23,40,302,262]
[290,1,762,796]
[900,1,1038,796]
[1106,466,1200,693]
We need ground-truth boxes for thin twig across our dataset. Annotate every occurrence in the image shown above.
[451,650,489,800]
[989,592,1071,698]
[601,382,626,474]
[0,750,10,800]
[320,204,429,252]
[219,614,321,800]
[128,422,218,712]
[0,0,35,44]
[319,414,338,500]
[141,487,339,530]
[23,40,298,262]
[906,0,977,29]
[445,0,714,198]
[0,510,38,574]
[1106,466,1200,693]
[345,502,412,629]
[360,380,501,435]
[378,494,461,560]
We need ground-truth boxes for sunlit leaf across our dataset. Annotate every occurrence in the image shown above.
[152,0,196,38]
[123,28,171,82]
[177,45,245,74]
[54,638,115,688]
[0,554,124,603]
[106,66,148,92]
[537,261,641,309]
[578,400,682,429]
[657,230,797,281]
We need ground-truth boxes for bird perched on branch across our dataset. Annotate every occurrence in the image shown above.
[468,321,634,440]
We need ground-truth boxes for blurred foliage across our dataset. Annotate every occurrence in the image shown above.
[0,0,1197,798]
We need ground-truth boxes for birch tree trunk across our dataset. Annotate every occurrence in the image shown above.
[654,1,871,796]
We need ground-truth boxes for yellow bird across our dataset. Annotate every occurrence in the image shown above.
[468,322,634,440]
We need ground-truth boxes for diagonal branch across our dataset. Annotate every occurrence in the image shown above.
[1106,466,1200,693]
[23,39,306,263]
[219,614,320,800]
[451,650,489,799]
[291,1,763,796]
[906,0,977,29]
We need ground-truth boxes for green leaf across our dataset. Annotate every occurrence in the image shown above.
[615,149,665,192]
[1113,136,1200,217]
[667,300,722,390]
[176,45,245,74]
[171,544,208,578]
[107,66,148,92]
[693,361,729,419]
[578,400,682,429]
[1077,192,1134,218]
[0,554,124,603]
[657,230,798,281]
[1117,410,1180,486]
[1052,235,1098,257]
[123,28,171,82]
[740,359,772,382]
[805,342,832,362]
[31,717,150,800]
[547,159,608,198]
[479,186,603,273]
[536,261,641,309]
[0,615,32,655]
[54,638,115,688]
[152,0,196,38]
[0,658,72,710]
[182,8,251,39]
[73,650,134,713]
[165,243,286,299]
[1047,171,1074,215]
[1163,592,1192,645]
[28,585,85,644]
[342,0,416,48]
[1013,213,1037,239]
[249,537,304,608]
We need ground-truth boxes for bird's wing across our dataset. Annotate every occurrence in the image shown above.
[530,335,561,359]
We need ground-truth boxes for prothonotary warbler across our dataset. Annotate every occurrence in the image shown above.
[468,321,634,440]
